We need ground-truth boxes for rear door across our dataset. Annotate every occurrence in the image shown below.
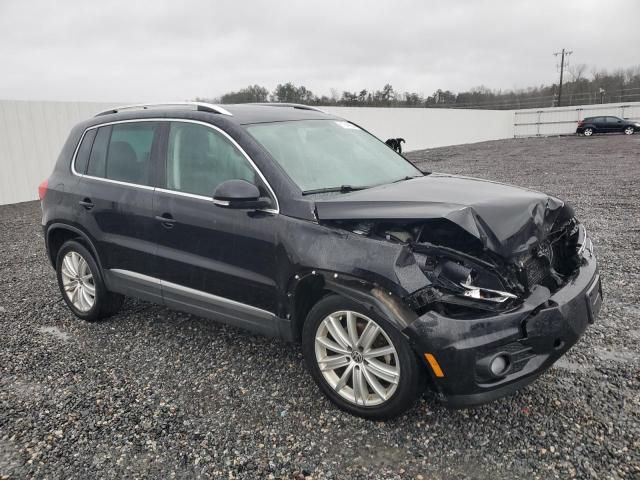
[153,120,281,334]
[592,117,606,131]
[74,120,163,302]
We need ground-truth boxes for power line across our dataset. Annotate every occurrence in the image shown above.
[553,48,573,107]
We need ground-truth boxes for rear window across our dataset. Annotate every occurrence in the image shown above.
[85,122,158,186]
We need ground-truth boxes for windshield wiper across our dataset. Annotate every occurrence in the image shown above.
[301,185,371,195]
[392,174,423,183]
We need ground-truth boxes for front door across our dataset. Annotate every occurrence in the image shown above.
[606,116,624,132]
[153,120,280,334]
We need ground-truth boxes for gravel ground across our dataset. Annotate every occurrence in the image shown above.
[1,134,639,479]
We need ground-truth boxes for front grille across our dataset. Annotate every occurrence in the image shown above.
[524,234,576,289]
[525,256,549,287]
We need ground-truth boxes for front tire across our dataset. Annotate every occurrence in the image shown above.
[624,126,634,135]
[583,127,594,136]
[302,294,424,419]
[56,240,123,321]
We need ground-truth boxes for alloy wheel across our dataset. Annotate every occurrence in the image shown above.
[624,126,634,135]
[60,251,96,312]
[584,128,593,136]
[314,310,400,407]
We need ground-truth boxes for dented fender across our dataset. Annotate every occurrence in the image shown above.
[277,216,431,306]
[286,269,419,337]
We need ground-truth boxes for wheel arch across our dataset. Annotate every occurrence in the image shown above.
[46,223,103,272]
[288,270,418,342]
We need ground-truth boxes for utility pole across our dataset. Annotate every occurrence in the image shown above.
[553,48,572,107]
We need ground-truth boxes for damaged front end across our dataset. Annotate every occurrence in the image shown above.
[321,212,584,319]
[313,174,601,407]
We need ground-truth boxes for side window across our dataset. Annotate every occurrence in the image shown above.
[85,122,157,186]
[74,129,97,174]
[607,117,620,123]
[86,126,111,178]
[166,122,256,197]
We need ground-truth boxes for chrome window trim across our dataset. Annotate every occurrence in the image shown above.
[110,269,275,317]
[70,118,280,214]
[154,187,232,207]
[82,174,155,191]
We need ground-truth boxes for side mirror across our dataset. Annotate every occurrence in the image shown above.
[213,179,271,210]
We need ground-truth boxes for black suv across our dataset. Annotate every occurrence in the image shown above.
[40,102,602,419]
[576,115,639,136]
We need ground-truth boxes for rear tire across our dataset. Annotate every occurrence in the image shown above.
[624,126,634,135]
[301,294,425,419]
[583,127,594,136]
[56,240,123,321]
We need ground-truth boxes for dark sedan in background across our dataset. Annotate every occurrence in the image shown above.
[576,115,640,136]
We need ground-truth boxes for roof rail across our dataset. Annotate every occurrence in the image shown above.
[94,102,233,117]
[248,103,326,113]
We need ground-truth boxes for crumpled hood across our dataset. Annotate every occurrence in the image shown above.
[314,173,569,258]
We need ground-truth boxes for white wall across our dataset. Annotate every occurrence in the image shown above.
[0,101,515,205]
[323,106,514,151]
[0,100,118,205]
[6,98,638,206]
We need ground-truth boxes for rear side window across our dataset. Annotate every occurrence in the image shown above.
[74,129,97,174]
[86,126,111,178]
[165,122,255,197]
[86,122,158,186]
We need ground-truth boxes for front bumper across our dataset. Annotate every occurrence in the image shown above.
[404,252,602,408]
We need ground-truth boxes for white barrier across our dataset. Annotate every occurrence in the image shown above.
[322,107,514,151]
[2,100,636,205]
[0,100,120,205]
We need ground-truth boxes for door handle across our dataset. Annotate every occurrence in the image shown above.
[155,214,176,229]
[79,198,95,210]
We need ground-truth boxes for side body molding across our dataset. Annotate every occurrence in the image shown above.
[104,269,292,340]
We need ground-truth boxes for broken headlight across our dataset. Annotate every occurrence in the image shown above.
[418,256,519,308]
[459,283,518,303]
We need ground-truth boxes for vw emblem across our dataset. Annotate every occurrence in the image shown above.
[351,351,364,363]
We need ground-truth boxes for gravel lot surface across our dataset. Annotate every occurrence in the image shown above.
[1,134,639,479]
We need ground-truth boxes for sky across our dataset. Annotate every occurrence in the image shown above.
[1,0,639,102]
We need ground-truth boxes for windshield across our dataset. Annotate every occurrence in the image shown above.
[246,120,422,193]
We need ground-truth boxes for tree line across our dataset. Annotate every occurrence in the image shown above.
[196,64,640,110]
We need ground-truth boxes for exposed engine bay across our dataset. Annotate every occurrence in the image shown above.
[324,216,585,317]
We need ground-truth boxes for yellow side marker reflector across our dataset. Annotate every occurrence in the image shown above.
[424,353,445,378]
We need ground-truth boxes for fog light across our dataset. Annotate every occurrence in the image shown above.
[490,355,509,376]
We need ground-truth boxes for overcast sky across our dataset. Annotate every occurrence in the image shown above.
[1,0,639,102]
